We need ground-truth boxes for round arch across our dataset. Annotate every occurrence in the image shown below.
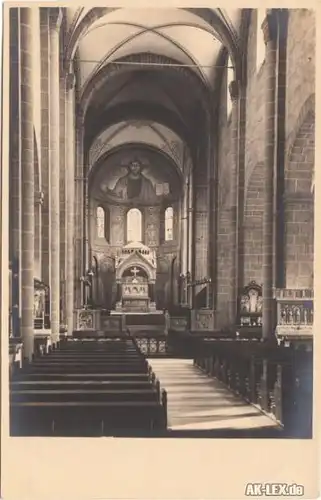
[84,101,192,156]
[87,120,190,174]
[88,142,185,196]
[79,53,210,119]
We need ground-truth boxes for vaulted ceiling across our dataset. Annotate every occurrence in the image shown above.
[64,7,243,178]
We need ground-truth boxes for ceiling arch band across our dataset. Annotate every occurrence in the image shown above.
[88,120,189,173]
[79,53,210,120]
[84,101,192,155]
[65,7,241,81]
[80,22,209,90]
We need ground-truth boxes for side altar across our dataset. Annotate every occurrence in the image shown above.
[114,241,157,313]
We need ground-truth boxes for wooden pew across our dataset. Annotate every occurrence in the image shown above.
[10,336,168,436]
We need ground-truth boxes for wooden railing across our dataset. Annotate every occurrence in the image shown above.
[194,340,313,438]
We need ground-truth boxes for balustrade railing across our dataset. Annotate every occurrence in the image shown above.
[193,340,313,438]
[275,288,313,339]
[134,335,169,357]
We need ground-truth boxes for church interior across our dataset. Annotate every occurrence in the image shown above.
[4,7,314,438]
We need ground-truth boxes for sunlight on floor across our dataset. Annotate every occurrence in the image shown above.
[148,359,279,431]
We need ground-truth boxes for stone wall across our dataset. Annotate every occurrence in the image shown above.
[242,9,315,289]
[284,111,314,288]
[216,69,233,327]
[215,9,315,326]
[283,10,315,289]
[285,9,315,147]
[243,162,264,285]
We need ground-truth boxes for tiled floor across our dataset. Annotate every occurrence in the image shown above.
[148,359,280,433]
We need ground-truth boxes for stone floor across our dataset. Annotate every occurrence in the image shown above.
[148,358,282,437]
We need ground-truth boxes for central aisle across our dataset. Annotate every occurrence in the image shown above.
[148,359,281,434]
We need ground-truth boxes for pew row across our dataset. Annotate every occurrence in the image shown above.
[10,337,168,436]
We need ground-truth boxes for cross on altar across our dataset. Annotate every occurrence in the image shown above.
[130,267,140,278]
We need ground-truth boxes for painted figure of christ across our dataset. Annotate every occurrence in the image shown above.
[112,159,157,202]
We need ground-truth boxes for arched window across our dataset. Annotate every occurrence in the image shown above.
[165,206,174,241]
[127,208,142,243]
[96,206,105,239]
[227,55,234,117]
[256,9,266,71]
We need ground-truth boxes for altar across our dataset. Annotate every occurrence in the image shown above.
[114,242,157,313]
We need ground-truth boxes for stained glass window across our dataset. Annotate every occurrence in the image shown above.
[165,206,174,241]
[127,208,142,242]
[97,206,105,239]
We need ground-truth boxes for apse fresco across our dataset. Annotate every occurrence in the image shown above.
[91,150,181,205]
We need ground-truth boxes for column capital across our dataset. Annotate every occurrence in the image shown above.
[228,80,239,102]
[49,7,63,31]
[262,13,278,45]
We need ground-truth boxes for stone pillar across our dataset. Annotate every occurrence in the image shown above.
[74,117,85,308]
[149,284,155,302]
[59,74,66,325]
[181,177,189,277]
[116,283,122,302]
[20,7,34,360]
[207,112,215,309]
[40,9,50,289]
[187,171,193,308]
[65,72,75,335]
[49,9,62,343]
[262,14,277,340]
[228,80,240,324]
[9,9,21,337]
[34,191,42,278]
[194,184,208,281]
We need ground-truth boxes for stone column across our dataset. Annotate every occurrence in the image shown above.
[262,14,277,340]
[9,9,21,338]
[149,284,155,302]
[228,80,240,324]
[207,111,215,309]
[20,7,34,360]
[187,171,193,307]
[181,177,189,277]
[59,73,66,325]
[49,9,62,343]
[116,283,122,302]
[65,72,75,335]
[40,8,50,289]
[74,117,85,308]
